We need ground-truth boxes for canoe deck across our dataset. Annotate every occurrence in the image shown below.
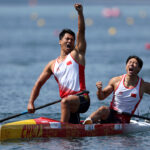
[1,117,150,141]
[0,117,123,141]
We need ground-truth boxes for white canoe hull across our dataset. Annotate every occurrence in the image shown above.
[123,120,150,134]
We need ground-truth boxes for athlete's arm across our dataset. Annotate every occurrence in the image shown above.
[72,4,86,66]
[143,81,150,95]
[96,79,114,100]
[27,61,53,113]
[96,76,121,100]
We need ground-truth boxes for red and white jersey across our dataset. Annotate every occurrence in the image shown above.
[53,54,86,98]
[110,74,142,114]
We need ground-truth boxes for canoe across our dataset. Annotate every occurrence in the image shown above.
[1,117,150,141]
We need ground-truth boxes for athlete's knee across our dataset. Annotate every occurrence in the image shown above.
[61,97,70,106]
[98,106,110,120]
[97,106,108,112]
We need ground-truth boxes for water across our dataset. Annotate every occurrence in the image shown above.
[0,1,150,149]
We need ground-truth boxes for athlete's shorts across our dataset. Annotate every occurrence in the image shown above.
[69,95,90,124]
[100,109,131,124]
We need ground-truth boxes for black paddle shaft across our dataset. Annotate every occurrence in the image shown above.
[121,112,150,121]
[35,90,89,111]
[0,90,89,123]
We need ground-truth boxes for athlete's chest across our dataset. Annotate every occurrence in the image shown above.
[54,58,78,75]
[115,81,140,99]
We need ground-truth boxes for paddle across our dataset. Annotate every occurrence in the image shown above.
[0,90,89,123]
[118,111,150,121]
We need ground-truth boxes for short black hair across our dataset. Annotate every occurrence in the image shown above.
[126,55,143,69]
[59,29,75,40]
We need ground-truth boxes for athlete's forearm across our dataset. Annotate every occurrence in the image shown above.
[74,4,85,34]
[78,11,85,34]
[96,90,106,100]
[96,85,113,100]
[28,83,41,104]
[27,83,41,113]
[76,9,86,53]
[74,4,86,53]
[28,62,52,105]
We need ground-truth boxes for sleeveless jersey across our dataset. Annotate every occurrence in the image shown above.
[53,54,86,98]
[110,74,142,115]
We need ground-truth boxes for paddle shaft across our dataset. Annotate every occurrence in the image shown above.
[121,112,150,121]
[0,90,89,123]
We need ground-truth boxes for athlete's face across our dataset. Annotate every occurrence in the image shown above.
[59,33,75,54]
[126,58,141,76]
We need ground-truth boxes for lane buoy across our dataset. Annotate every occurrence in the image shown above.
[53,30,60,37]
[108,27,117,36]
[139,11,147,18]
[85,18,93,27]
[102,8,112,18]
[126,17,134,25]
[30,12,38,21]
[102,7,120,18]
[145,43,150,50]
[111,7,120,17]
[37,18,45,27]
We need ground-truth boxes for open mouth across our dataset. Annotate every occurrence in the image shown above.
[129,67,134,73]
[67,43,71,48]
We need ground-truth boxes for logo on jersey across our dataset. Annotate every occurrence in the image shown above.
[66,61,72,65]
[118,92,123,95]
[131,93,136,98]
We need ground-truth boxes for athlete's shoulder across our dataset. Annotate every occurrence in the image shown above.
[110,75,122,83]
[70,48,78,58]
[141,79,150,94]
[47,59,56,66]
[47,58,57,71]
[70,48,85,66]
[108,75,123,90]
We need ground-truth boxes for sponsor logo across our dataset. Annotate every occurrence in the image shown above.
[85,124,95,131]
[50,122,61,129]
[114,124,122,130]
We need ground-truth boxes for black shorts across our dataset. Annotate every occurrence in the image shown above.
[69,95,90,124]
[101,109,131,124]
[100,109,122,124]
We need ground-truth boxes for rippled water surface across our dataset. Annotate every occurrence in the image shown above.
[0,1,150,149]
